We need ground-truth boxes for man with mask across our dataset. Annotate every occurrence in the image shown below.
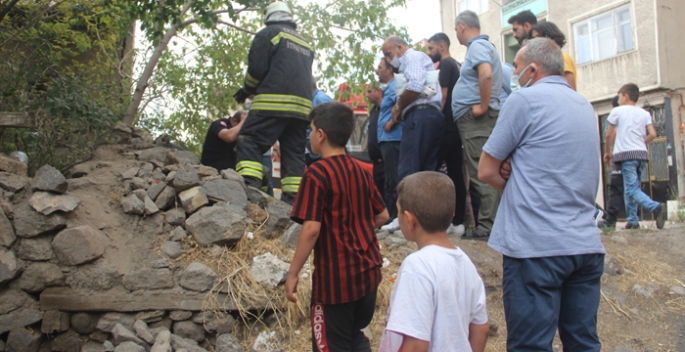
[426,32,466,236]
[507,10,537,45]
[233,1,313,205]
[380,35,443,232]
[452,10,502,241]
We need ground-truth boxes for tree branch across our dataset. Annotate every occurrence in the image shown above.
[217,20,255,35]
[0,0,21,24]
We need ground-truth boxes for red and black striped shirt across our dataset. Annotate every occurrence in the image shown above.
[291,154,386,304]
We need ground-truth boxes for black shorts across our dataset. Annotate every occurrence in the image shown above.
[311,289,377,352]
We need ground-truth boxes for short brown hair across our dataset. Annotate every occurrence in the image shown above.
[397,171,455,234]
[618,83,639,103]
[307,102,354,148]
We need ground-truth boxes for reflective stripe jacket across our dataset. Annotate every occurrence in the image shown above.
[242,21,314,120]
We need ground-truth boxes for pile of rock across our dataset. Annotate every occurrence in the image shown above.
[0,124,298,352]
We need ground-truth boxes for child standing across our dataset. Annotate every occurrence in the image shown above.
[379,171,489,352]
[286,102,389,352]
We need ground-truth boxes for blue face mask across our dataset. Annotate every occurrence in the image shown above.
[510,65,532,92]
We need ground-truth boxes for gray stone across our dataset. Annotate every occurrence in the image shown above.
[168,311,192,321]
[613,348,635,352]
[28,192,81,215]
[147,182,167,201]
[96,313,135,333]
[6,327,43,352]
[0,248,18,284]
[71,263,118,291]
[0,301,43,334]
[179,262,216,292]
[169,335,207,352]
[150,328,170,341]
[67,178,95,191]
[17,262,65,292]
[135,148,168,165]
[111,323,147,346]
[178,187,209,214]
[173,151,200,166]
[52,226,106,266]
[202,179,247,208]
[32,165,68,194]
[376,230,390,241]
[111,123,132,141]
[149,330,171,352]
[193,312,234,334]
[280,223,301,248]
[0,171,28,192]
[0,339,4,352]
[134,320,155,345]
[246,187,269,208]
[113,342,144,352]
[633,283,658,298]
[264,200,292,239]
[610,236,628,245]
[123,269,174,291]
[70,312,97,334]
[0,154,27,176]
[154,187,176,211]
[169,227,187,241]
[165,208,186,227]
[130,177,149,191]
[81,341,107,352]
[173,170,201,193]
[0,207,16,247]
[185,206,246,246]
[144,196,159,215]
[121,194,145,215]
[220,170,246,190]
[88,331,110,343]
[216,334,244,352]
[249,252,289,289]
[0,288,28,314]
[164,172,176,184]
[150,169,166,182]
[16,236,54,261]
[103,341,115,352]
[13,203,67,238]
[122,167,139,180]
[51,330,82,352]
[132,189,148,201]
[604,254,622,276]
[670,285,685,296]
[137,163,154,179]
[216,203,248,218]
[197,166,218,178]
[132,127,152,142]
[172,321,205,343]
[161,242,182,259]
[152,260,169,269]
[41,310,70,334]
[69,163,90,178]
[148,318,172,331]
[134,311,165,324]
[384,232,407,248]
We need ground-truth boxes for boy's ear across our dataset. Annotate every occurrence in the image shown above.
[404,209,418,230]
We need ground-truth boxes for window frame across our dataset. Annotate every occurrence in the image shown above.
[456,0,489,15]
[573,4,635,65]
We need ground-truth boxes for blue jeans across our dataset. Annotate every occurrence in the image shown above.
[397,107,444,181]
[503,254,604,352]
[621,160,658,224]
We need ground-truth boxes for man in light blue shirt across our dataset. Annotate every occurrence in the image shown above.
[451,10,502,241]
[500,62,514,107]
[376,58,401,220]
[478,38,605,352]
[306,77,333,164]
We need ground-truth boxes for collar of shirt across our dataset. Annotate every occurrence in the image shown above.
[532,75,570,88]
[383,78,395,93]
[467,34,490,47]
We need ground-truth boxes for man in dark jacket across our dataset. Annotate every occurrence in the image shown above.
[233,1,314,204]
[200,110,246,172]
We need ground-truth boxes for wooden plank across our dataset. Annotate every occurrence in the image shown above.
[39,287,256,312]
[0,112,32,128]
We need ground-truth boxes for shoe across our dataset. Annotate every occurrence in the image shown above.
[594,208,604,226]
[625,223,640,230]
[381,218,400,232]
[597,220,616,230]
[654,203,666,229]
[447,224,465,236]
[461,228,489,241]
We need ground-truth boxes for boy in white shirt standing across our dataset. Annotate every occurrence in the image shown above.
[379,171,489,352]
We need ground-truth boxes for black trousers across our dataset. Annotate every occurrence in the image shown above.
[372,159,385,209]
[437,129,467,225]
[235,112,308,204]
[604,163,625,224]
[380,142,400,220]
[311,290,377,352]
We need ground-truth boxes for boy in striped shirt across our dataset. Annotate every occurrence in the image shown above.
[286,102,389,352]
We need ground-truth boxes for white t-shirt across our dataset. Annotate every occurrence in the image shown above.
[607,105,653,161]
[379,245,488,352]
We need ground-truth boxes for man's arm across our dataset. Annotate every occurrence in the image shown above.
[217,118,246,143]
[604,124,616,165]
[391,91,421,123]
[375,209,390,228]
[285,220,321,303]
[400,335,429,352]
[472,62,493,118]
[440,87,448,109]
[645,124,657,145]
[478,151,506,191]
[468,322,489,352]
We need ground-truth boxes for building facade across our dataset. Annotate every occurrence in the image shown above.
[440,0,685,215]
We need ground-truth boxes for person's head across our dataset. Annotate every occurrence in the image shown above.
[512,37,563,88]
[365,84,383,106]
[230,110,246,126]
[307,102,354,153]
[382,36,409,69]
[426,33,451,63]
[617,83,640,105]
[264,1,293,24]
[611,95,620,108]
[397,171,455,238]
[508,10,537,44]
[531,22,566,49]
[454,10,481,46]
[375,58,394,83]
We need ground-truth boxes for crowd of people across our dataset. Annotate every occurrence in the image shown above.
[196,2,668,351]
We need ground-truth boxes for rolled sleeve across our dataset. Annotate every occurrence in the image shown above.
[483,92,530,160]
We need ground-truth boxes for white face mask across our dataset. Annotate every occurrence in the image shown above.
[388,48,401,69]
[510,65,533,92]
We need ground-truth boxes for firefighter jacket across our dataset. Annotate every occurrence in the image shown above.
[242,21,314,120]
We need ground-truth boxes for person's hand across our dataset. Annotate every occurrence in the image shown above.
[391,106,401,124]
[471,104,487,118]
[603,153,613,165]
[499,158,511,180]
[383,120,395,132]
[273,143,281,158]
[233,88,249,104]
[285,275,299,303]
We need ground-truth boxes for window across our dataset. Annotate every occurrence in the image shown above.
[457,0,489,14]
[573,5,634,64]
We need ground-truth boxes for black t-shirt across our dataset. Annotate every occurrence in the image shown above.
[200,118,237,171]
[367,106,383,162]
[439,57,461,132]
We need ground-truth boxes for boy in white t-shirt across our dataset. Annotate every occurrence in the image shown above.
[604,83,666,229]
[379,171,489,352]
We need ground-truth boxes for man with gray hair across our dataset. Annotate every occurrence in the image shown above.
[478,38,605,351]
[451,10,502,241]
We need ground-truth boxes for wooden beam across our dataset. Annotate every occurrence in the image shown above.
[0,112,32,128]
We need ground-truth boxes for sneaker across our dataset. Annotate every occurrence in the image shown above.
[381,218,400,232]
[461,227,490,241]
[447,224,465,236]
[654,203,666,229]
[594,208,604,226]
[597,220,616,230]
[625,222,640,230]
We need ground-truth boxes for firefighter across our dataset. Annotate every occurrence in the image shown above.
[233,1,313,205]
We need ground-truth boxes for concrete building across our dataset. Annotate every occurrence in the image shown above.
[439,0,685,217]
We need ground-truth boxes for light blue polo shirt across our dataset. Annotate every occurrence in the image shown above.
[377,79,402,142]
[452,35,502,121]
